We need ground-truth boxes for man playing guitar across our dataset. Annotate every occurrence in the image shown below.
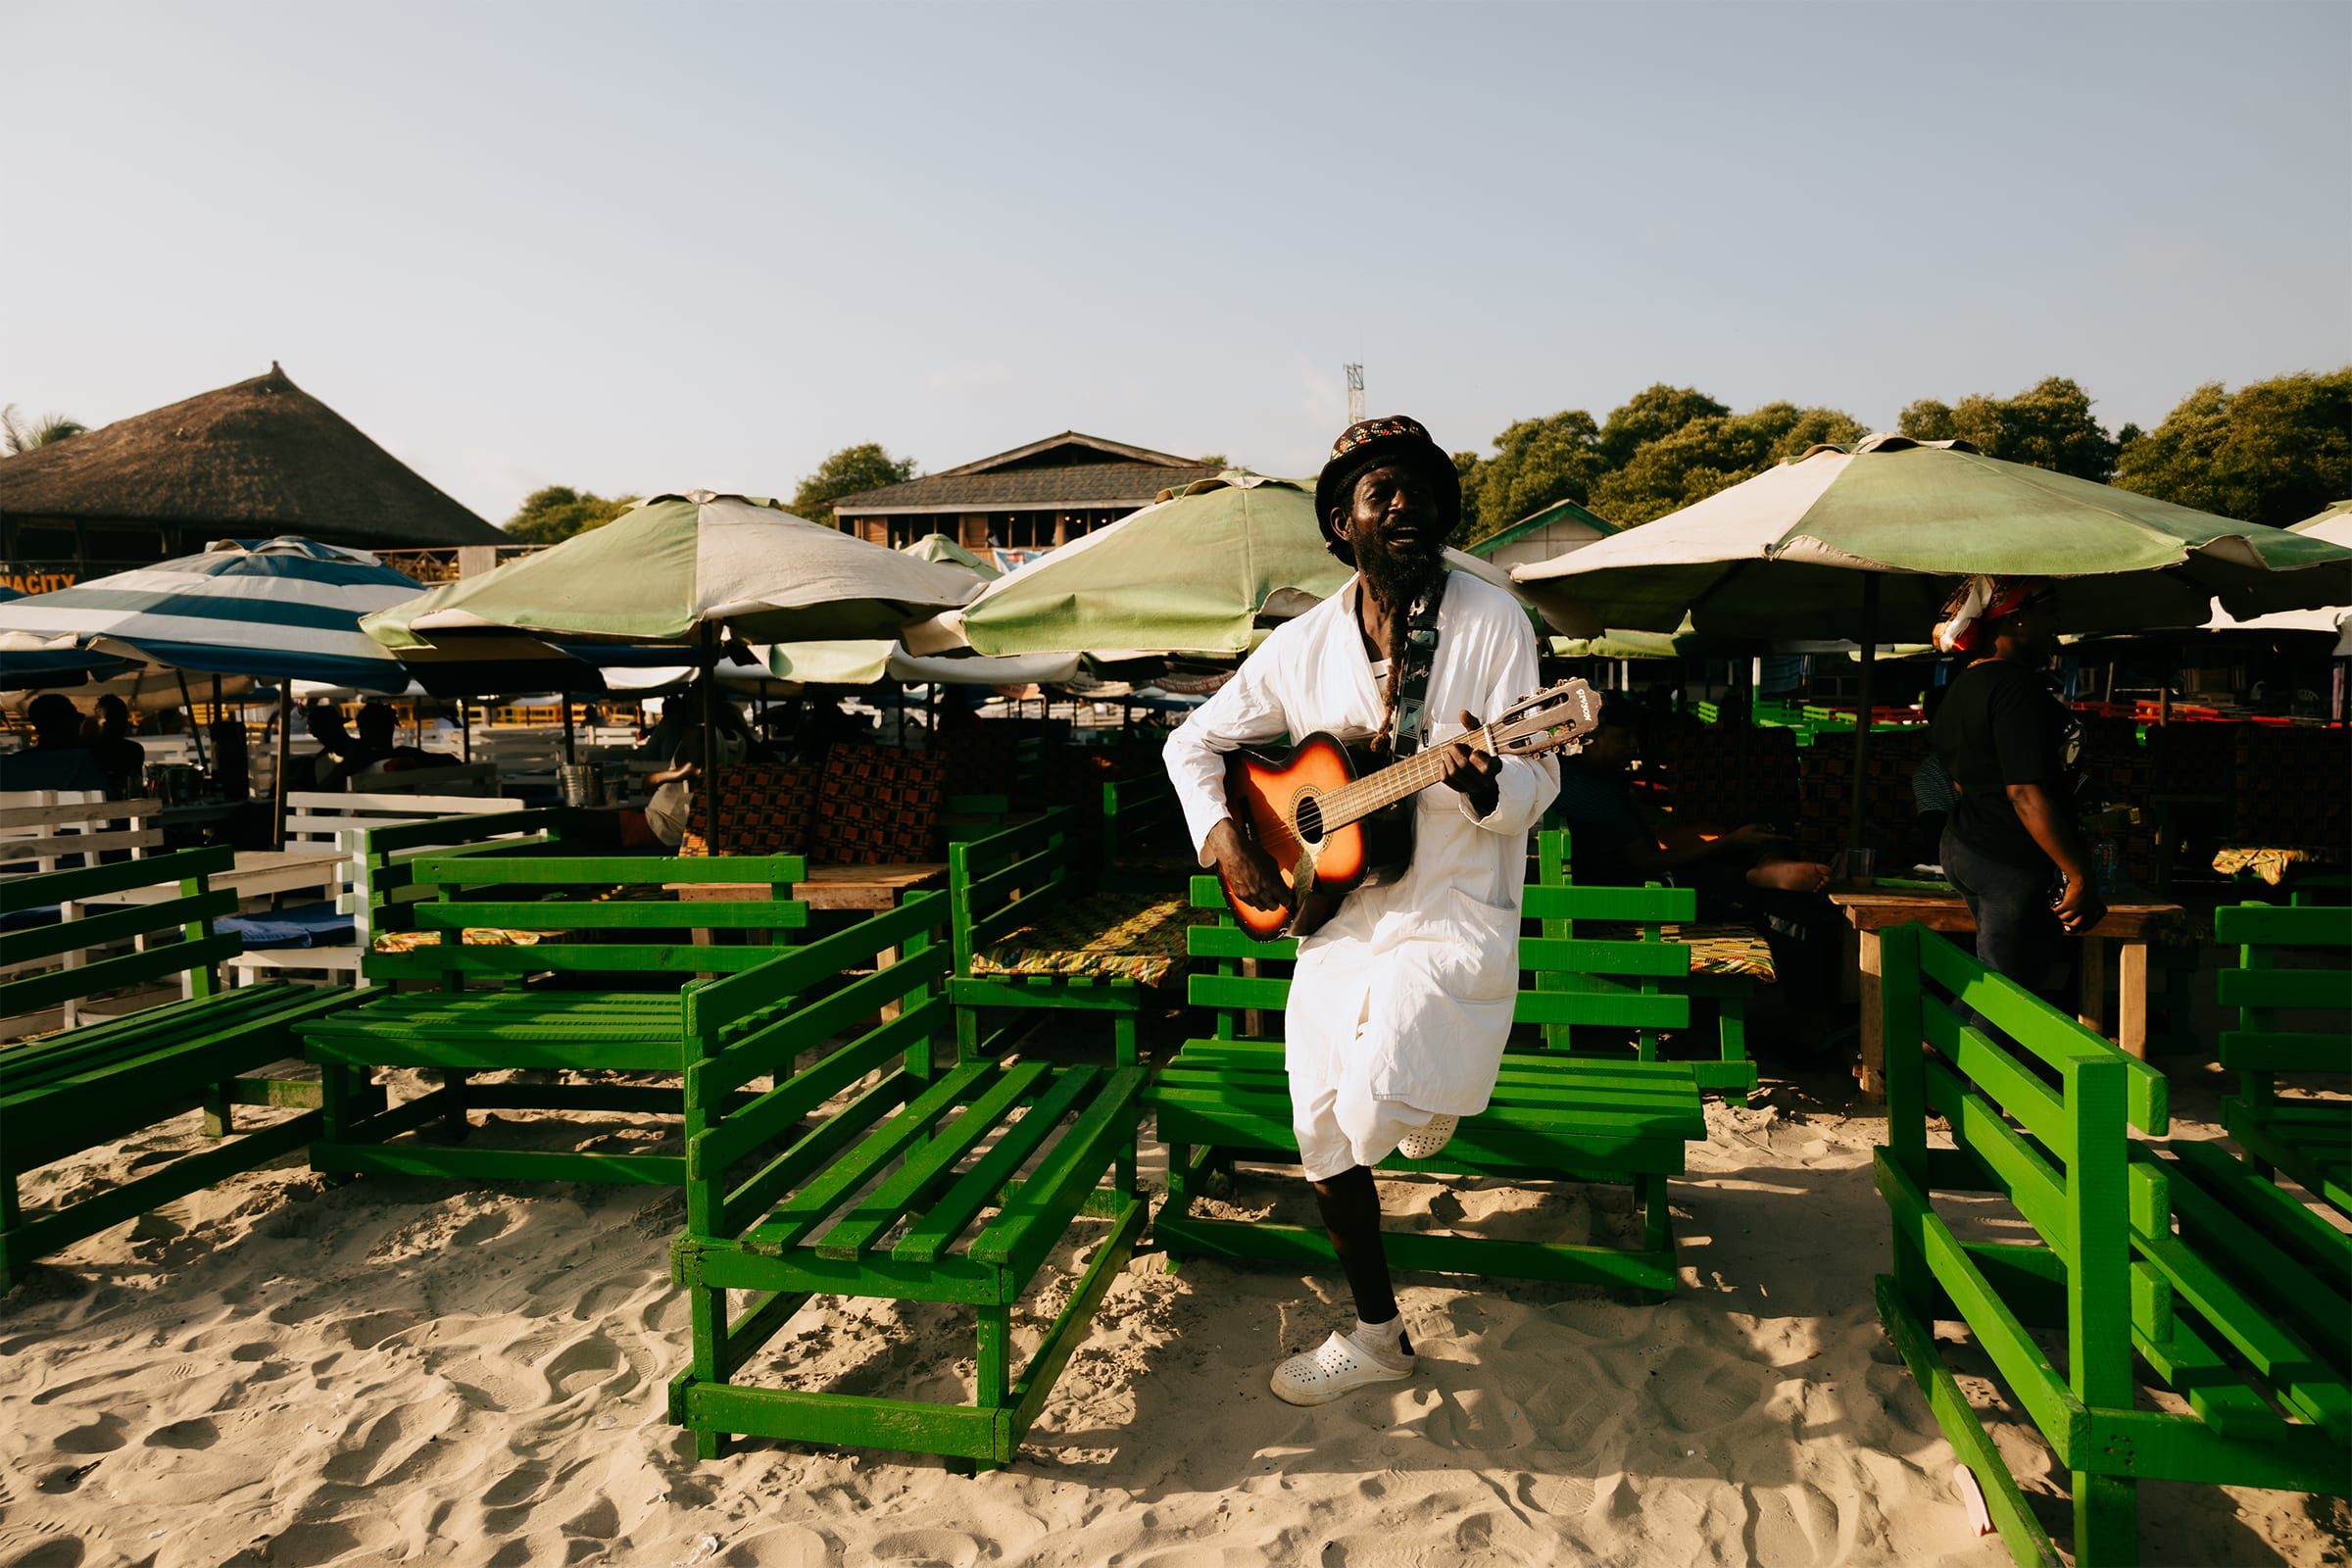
[1163,416,1560,1405]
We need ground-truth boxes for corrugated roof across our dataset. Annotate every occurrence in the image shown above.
[0,364,507,548]
[833,461,1228,514]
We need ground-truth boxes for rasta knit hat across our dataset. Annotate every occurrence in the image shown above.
[1314,416,1461,555]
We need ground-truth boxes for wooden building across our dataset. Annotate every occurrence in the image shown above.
[0,364,506,591]
[828,431,1224,554]
[1463,494,1619,573]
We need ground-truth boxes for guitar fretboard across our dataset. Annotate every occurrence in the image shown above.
[1315,730,1493,832]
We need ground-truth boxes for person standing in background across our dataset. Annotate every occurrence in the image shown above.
[87,695,146,799]
[1929,577,2103,997]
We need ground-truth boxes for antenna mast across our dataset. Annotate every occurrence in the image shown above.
[1344,363,1364,425]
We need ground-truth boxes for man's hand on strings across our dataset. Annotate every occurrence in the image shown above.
[1438,709,1502,818]
[1205,818,1293,913]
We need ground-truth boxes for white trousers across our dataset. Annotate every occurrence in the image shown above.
[1291,989,1446,1182]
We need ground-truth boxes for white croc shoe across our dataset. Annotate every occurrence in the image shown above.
[1396,1114,1458,1160]
[1269,1331,1415,1406]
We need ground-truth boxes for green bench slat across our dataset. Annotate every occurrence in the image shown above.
[749,1061,997,1254]
[412,901,807,931]
[0,844,230,915]
[893,1066,1103,1265]
[0,888,238,968]
[2216,968,2352,1010]
[0,933,241,1018]
[815,1063,1051,1261]
[2218,1031,2352,1073]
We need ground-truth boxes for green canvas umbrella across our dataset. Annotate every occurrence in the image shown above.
[942,470,1554,659]
[1511,434,2352,643]
[899,532,1000,577]
[1513,435,2352,848]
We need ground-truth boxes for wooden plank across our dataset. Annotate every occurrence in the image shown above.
[816,1063,1049,1260]
[1523,882,1696,923]
[751,1062,996,1252]
[0,934,238,1018]
[408,853,806,886]
[0,796,160,830]
[893,1067,1102,1264]
[2214,903,2352,946]
[0,844,230,914]
[0,890,235,968]
[1921,994,2073,1162]
[2217,968,2352,1010]
[364,944,795,979]
[0,826,165,861]
[2219,1030,2352,1073]
[412,901,806,931]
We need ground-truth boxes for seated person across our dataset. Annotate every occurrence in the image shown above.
[86,695,147,800]
[638,681,753,847]
[7,692,111,794]
[1910,682,1955,865]
[1553,697,1846,1058]
[307,701,440,789]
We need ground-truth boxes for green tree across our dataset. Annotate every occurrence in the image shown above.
[1,405,87,456]
[1898,376,2119,480]
[1448,450,1483,544]
[790,443,918,526]
[503,485,640,545]
[1596,384,1730,468]
[1462,410,1604,544]
[2112,368,2352,530]
[1587,402,1864,525]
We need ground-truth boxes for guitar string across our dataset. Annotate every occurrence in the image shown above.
[1312,703,1586,831]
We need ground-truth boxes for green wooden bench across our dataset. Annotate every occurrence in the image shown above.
[0,846,364,1288]
[2214,901,2350,1216]
[668,891,1148,1470]
[1537,828,1762,1104]
[947,805,1193,1075]
[1874,923,2348,1567]
[1099,772,1192,892]
[297,814,810,1187]
[1147,876,1707,1297]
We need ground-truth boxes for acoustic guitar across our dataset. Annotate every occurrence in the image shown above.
[1218,677,1602,941]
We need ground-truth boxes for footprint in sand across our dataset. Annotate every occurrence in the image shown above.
[1515,1472,1596,1518]
[1659,1360,1766,1434]
[322,1409,408,1486]
[867,1529,982,1567]
[144,1415,220,1450]
[543,1333,625,1399]
[720,1524,834,1566]
[52,1414,127,1454]
[0,1518,92,1567]
[1743,1482,1841,1566]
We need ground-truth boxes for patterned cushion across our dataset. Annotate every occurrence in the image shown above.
[1660,922,1777,982]
[971,891,1202,987]
[816,745,946,865]
[679,762,820,858]
[372,928,544,953]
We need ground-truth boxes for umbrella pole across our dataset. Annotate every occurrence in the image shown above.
[699,625,719,852]
[461,701,472,763]
[1845,576,1881,855]
[175,669,209,772]
[563,694,577,766]
[272,685,292,851]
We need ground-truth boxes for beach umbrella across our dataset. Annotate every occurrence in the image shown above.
[0,536,420,689]
[363,490,981,842]
[2203,503,2352,654]
[0,536,425,840]
[1512,436,2352,846]
[900,532,1000,578]
[934,470,1559,660]
[1510,435,2352,643]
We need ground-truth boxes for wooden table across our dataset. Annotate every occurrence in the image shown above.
[665,862,946,915]
[1831,886,2187,1098]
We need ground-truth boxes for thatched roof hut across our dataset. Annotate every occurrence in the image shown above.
[830,431,1223,556]
[0,364,504,587]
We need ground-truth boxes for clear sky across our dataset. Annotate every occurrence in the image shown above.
[5,2,2346,526]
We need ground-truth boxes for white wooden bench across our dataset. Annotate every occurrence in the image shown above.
[1,793,169,1031]
[220,789,527,987]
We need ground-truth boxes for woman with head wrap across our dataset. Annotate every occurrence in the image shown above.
[1927,576,2103,994]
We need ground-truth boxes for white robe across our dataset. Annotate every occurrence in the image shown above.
[1162,570,1558,1152]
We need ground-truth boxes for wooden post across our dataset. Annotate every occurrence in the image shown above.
[272,685,292,851]
[1845,575,1881,854]
[175,668,210,771]
[699,624,720,852]
[460,701,471,763]
[562,693,577,766]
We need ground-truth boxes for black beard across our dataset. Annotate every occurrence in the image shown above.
[1356,532,1445,621]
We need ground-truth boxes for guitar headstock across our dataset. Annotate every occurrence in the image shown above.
[1486,677,1602,759]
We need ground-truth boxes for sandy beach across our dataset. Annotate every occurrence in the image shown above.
[4,1054,2343,1568]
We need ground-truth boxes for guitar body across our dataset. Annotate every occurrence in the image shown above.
[1222,734,1416,942]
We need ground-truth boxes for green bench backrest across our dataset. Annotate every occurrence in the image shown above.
[680,890,953,1238]
[1101,774,1181,865]
[1877,922,2170,1420]
[2214,904,2352,1091]
[0,845,240,1016]
[948,805,1078,970]
[354,806,567,940]
[359,809,808,983]
[1182,874,1693,1038]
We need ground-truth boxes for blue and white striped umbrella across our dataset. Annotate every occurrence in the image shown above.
[0,536,423,692]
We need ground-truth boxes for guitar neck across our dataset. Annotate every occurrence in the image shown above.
[1317,732,1490,832]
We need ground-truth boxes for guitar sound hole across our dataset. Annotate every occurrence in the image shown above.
[1294,794,1325,845]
